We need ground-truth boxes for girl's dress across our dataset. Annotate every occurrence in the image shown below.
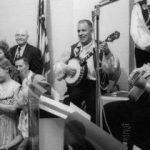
[0,79,20,146]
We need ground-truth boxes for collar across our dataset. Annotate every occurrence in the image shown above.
[22,70,33,85]
[77,40,94,49]
[18,43,27,50]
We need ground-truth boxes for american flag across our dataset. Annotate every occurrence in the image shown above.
[37,0,51,82]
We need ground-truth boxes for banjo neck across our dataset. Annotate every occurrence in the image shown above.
[80,50,94,66]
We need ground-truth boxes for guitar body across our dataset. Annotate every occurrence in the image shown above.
[65,58,87,86]
[128,86,145,102]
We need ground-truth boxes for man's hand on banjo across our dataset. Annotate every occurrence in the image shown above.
[54,62,76,81]
[65,65,76,77]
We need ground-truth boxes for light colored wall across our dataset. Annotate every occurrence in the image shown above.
[0,0,131,98]
[0,0,38,47]
[99,0,130,90]
[47,0,74,97]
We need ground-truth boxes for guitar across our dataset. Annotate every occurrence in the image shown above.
[128,70,150,101]
[57,31,120,87]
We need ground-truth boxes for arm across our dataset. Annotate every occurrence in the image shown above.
[130,3,150,50]
[51,87,60,101]
[34,75,60,100]
[0,103,19,113]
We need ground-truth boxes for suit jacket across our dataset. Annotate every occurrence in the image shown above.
[10,43,43,74]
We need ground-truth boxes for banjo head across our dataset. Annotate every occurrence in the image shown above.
[65,58,87,86]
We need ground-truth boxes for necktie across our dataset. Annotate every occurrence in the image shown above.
[13,46,21,63]
[18,46,21,58]
[16,46,21,59]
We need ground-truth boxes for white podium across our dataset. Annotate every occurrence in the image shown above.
[39,95,128,150]
[39,95,90,150]
[39,118,65,150]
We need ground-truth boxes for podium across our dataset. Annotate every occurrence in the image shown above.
[39,118,65,150]
[39,95,91,150]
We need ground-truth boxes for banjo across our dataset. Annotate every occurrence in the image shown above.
[60,31,120,87]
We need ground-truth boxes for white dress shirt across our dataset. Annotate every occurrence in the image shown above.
[130,3,150,51]
[76,41,96,80]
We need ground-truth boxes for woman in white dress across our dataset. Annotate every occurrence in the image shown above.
[0,58,22,149]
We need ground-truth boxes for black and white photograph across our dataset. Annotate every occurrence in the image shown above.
[0,0,149,150]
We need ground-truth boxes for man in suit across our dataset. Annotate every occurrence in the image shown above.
[10,28,43,74]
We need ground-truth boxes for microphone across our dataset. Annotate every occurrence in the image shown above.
[97,0,119,7]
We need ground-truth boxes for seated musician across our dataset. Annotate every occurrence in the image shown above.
[54,19,121,123]
[103,63,150,150]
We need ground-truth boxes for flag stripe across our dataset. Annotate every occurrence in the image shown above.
[37,0,50,80]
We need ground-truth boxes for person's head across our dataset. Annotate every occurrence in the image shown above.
[0,58,11,83]
[15,28,29,47]
[0,40,10,60]
[77,19,93,46]
[15,57,29,78]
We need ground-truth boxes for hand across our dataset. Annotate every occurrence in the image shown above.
[53,62,76,80]
[65,66,76,77]
[53,62,67,81]
[51,87,60,101]
[134,77,147,89]
[128,68,145,86]
[100,42,110,55]
[107,80,115,93]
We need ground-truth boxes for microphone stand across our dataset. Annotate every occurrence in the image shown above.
[92,5,102,128]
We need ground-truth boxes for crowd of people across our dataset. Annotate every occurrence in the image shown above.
[0,28,59,150]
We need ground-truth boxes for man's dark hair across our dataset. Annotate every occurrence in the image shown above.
[0,40,11,60]
[78,19,93,28]
[0,58,11,70]
[15,57,29,66]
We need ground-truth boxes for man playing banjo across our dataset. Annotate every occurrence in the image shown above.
[54,19,121,123]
